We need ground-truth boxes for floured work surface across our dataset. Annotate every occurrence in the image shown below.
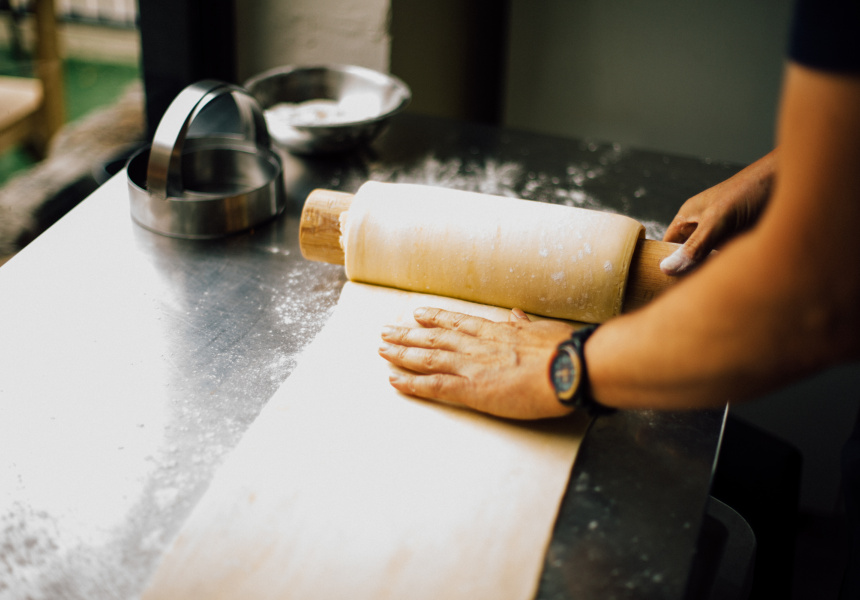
[143,282,590,600]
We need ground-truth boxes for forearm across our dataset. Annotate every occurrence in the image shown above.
[589,65,860,411]
[589,229,828,409]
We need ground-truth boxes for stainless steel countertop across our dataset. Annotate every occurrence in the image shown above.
[0,114,734,599]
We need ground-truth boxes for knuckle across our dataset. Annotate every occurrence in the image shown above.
[385,326,405,343]
[399,327,420,345]
[685,233,712,260]
[392,345,410,361]
[421,350,438,370]
[687,244,707,261]
[426,374,450,397]
[473,321,489,337]
[451,313,470,330]
[671,215,693,229]
[422,307,443,322]
[401,376,417,395]
[426,328,444,346]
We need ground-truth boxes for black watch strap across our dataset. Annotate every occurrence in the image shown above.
[550,325,614,417]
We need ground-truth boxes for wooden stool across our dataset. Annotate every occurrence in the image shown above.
[0,0,64,158]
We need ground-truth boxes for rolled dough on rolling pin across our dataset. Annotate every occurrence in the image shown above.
[300,181,681,323]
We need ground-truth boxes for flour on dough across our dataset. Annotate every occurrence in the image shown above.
[343,181,644,323]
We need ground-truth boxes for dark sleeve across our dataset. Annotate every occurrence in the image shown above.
[788,0,860,73]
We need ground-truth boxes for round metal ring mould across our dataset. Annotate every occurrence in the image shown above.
[127,80,286,239]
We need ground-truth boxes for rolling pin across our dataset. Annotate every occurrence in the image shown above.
[299,187,682,315]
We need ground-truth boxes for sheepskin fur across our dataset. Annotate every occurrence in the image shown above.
[0,81,145,264]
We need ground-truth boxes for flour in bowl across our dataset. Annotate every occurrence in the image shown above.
[265,94,381,129]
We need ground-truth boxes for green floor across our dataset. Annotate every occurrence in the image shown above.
[0,47,140,186]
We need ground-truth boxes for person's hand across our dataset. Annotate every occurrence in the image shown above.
[661,149,777,275]
[378,307,576,420]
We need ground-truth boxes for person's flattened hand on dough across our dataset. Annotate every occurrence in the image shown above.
[379,307,576,420]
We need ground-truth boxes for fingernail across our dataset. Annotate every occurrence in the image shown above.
[660,247,695,275]
[379,342,392,354]
[381,325,396,338]
[389,373,403,384]
[413,307,427,319]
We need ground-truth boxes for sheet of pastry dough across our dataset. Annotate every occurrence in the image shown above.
[142,282,589,600]
[343,182,644,323]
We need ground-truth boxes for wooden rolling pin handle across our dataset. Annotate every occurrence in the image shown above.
[299,188,683,314]
[621,238,682,313]
[298,189,354,264]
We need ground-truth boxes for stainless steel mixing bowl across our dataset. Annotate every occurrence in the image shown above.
[244,64,411,155]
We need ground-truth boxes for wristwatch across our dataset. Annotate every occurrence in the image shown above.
[549,325,614,416]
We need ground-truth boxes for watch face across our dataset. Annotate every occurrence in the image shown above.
[551,346,581,403]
